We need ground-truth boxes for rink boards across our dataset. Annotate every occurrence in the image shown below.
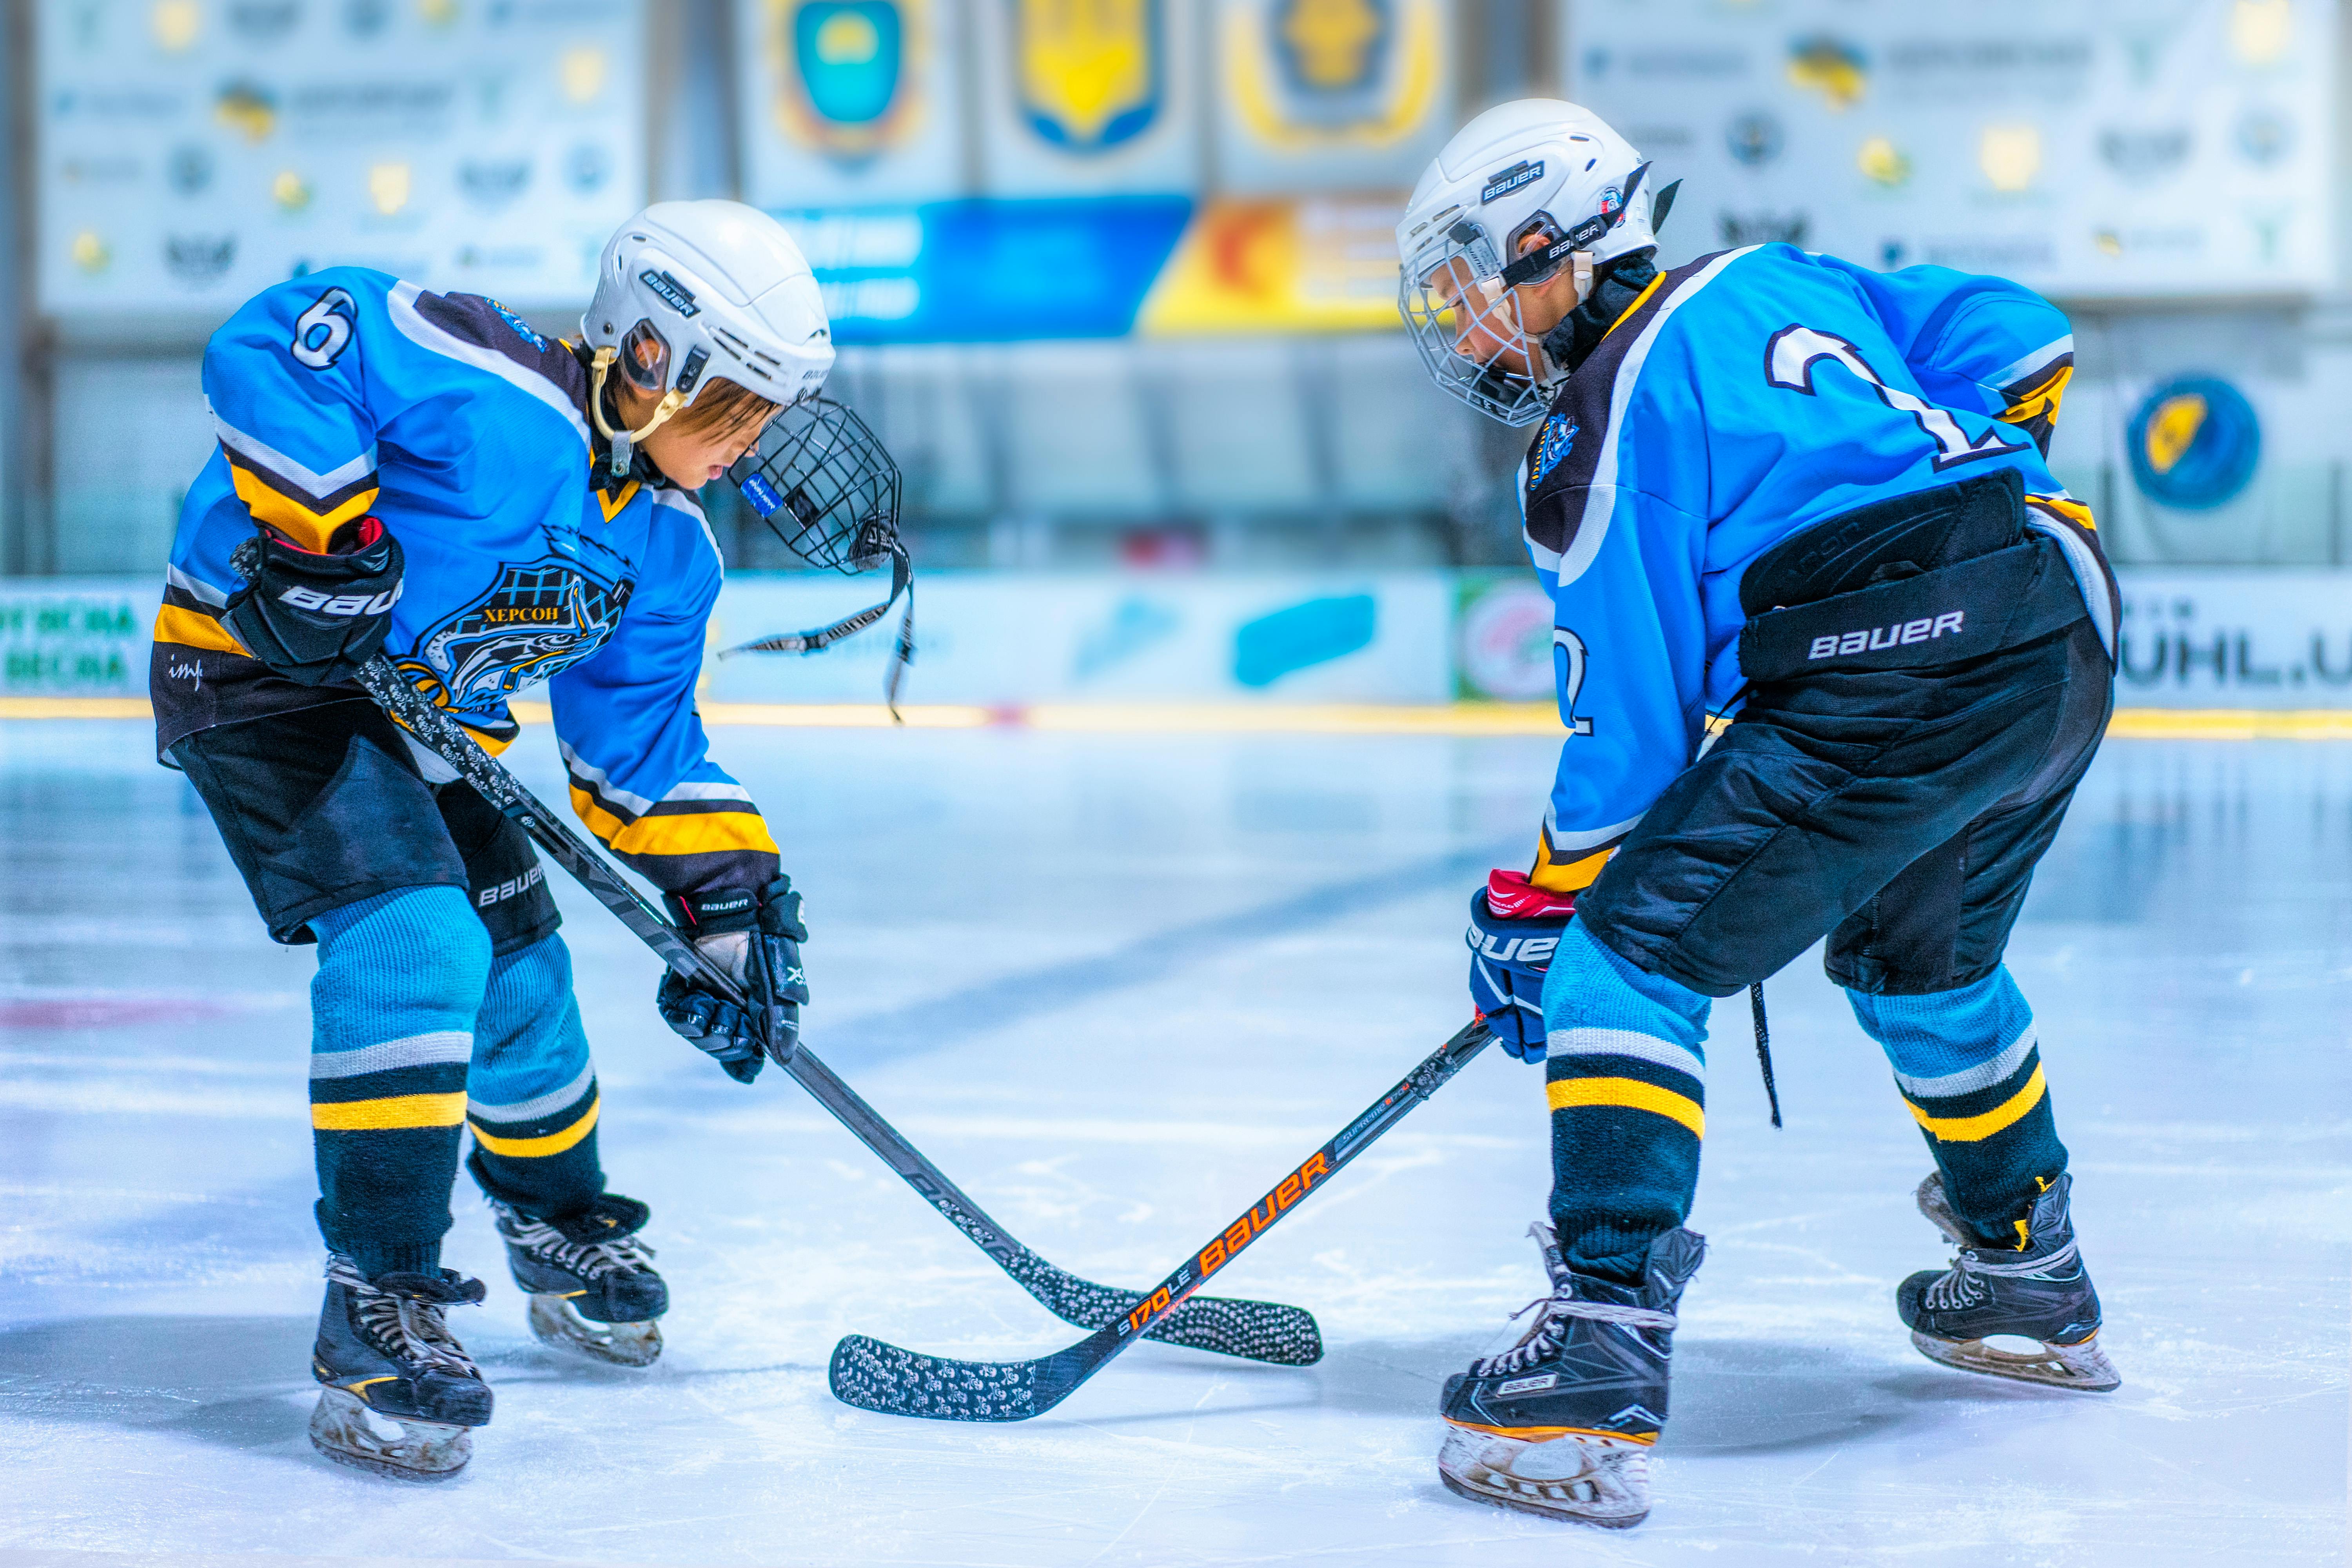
[5,569,2352,711]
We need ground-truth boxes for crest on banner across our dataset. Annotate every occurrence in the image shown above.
[1015,0,1164,153]
[1227,0,1440,148]
[772,0,923,161]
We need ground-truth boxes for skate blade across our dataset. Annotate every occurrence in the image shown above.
[1910,1329,2121,1393]
[1436,1423,1651,1528]
[309,1387,473,1482]
[527,1293,663,1368]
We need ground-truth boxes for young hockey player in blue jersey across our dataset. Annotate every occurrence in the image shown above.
[154,201,897,1481]
[1396,102,2121,1527]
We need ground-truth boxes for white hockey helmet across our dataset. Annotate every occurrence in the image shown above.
[1397,99,1668,426]
[582,200,836,475]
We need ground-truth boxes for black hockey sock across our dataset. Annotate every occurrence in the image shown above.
[1541,924,1709,1286]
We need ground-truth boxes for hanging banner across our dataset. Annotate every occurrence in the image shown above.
[1136,195,1403,333]
[35,0,648,317]
[975,0,1201,195]
[777,198,1194,341]
[1569,0,2336,299]
[737,0,967,207]
[1211,0,1454,194]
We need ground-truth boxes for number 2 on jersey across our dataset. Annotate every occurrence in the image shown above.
[1765,325,2026,471]
[1554,627,1596,737]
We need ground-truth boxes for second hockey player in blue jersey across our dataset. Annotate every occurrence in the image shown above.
[155,201,899,1481]
[1396,102,2121,1528]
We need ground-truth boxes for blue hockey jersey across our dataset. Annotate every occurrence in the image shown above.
[152,267,777,895]
[1519,244,2113,893]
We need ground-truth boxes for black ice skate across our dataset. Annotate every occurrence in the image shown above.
[1898,1171,2119,1393]
[310,1254,493,1482]
[492,1193,668,1368]
[1437,1221,1704,1529]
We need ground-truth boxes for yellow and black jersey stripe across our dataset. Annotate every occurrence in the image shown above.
[1993,343,2075,458]
[559,739,779,893]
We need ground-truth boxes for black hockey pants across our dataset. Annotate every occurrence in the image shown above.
[1577,469,2115,1000]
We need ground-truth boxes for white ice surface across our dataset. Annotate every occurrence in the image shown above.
[0,721,2347,1566]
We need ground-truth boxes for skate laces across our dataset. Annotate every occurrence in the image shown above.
[326,1256,483,1379]
[496,1206,657,1279]
[1924,1235,2082,1313]
[1476,1292,1679,1376]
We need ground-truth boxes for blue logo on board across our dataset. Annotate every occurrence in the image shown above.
[2127,375,2260,511]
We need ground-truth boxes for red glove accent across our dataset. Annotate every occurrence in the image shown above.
[1486,868,1577,920]
[271,515,386,556]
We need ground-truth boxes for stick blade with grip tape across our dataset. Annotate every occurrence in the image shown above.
[345,655,1321,1368]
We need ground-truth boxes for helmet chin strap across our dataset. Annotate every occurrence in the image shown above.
[588,347,687,481]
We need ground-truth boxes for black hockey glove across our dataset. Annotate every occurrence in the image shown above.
[223,519,405,686]
[655,876,808,1085]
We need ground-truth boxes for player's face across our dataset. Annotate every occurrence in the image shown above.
[1420,234,1586,378]
[640,410,773,489]
[616,380,779,489]
[1424,257,1539,376]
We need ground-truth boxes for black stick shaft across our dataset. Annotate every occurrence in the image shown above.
[350,659,1307,1356]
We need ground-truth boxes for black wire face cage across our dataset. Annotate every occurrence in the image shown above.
[730,397,904,575]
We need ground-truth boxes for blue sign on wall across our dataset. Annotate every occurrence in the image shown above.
[2127,375,2262,512]
[779,196,1192,343]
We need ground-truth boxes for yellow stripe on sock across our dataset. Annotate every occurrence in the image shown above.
[1546,1077,1704,1139]
[1907,1066,2048,1143]
[311,1091,467,1131]
[468,1094,601,1157]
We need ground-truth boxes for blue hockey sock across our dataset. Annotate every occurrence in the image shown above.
[1540,919,1711,1283]
[308,886,492,1278]
[463,933,605,1220]
[1847,965,2068,1247]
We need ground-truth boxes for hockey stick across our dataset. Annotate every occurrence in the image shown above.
[348,657,1322,1367]
[829,1017,1495,1421]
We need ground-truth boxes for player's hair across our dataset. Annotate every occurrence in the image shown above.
[668,376,786,443]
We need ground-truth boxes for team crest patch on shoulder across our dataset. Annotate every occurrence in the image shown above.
[1531,413,1579,489]
[488,299,546,353]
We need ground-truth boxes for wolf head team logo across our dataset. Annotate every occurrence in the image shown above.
[1530,413,1578,490]
[1016,0,1163,152]
[403,556,635,713]
[773,0,921,161]
[1226,0,1441,147]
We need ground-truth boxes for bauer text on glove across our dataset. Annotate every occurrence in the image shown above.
[1466,869,1575,1063]
[223,519,404,687]
[655,876,808,1084]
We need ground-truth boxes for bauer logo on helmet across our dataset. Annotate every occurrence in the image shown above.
[1480,160,1543,203]
[637,269,701,317]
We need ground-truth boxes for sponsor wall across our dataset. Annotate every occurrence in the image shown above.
[1571,0,2337,298]
[16,571,2352,710]
[34,0,649,316]
[733,0,1454,342]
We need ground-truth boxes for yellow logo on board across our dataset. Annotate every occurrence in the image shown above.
[1226,0,1439,148]
[1281,0,1383,89]
[1016,0,1162,151]
[2144,393,2209,475]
